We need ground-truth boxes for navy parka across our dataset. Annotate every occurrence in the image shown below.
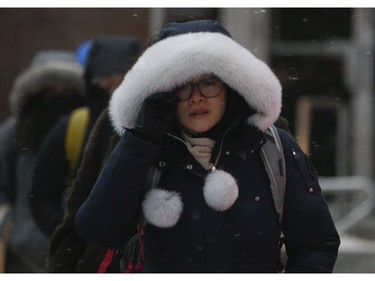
[75,123,340,273]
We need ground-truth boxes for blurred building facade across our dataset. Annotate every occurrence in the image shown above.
[0,7,374,179]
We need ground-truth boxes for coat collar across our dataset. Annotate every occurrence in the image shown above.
[164,123,266,169]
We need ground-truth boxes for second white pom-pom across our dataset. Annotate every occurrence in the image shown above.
[203,169,239,211]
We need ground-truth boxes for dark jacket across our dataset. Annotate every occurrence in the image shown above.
[46,110,292,273]
[28,112,94,237]
[29,36,141,238]
[46,108,121,272]
[75,123,339,272]
[75,20,340,273]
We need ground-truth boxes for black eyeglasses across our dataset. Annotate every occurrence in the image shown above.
[174,77,224,101]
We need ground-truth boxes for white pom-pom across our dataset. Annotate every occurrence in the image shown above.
[142,189,183,228]
[203,170,239,211]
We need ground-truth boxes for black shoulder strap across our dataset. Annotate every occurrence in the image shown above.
[145,165,162,192]
[260,125,286,223]
[141,165,162,227]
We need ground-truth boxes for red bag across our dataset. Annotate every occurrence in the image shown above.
[97,224,144,273]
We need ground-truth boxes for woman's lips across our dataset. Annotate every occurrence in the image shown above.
[189,110,209,118]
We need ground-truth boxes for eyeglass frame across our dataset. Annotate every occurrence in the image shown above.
[173,76,225,101]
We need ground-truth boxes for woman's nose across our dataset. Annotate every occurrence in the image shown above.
[189,85,205,103]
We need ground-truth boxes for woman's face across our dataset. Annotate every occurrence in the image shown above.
[176,75,227,134]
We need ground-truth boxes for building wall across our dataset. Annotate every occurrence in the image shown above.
[0,8,149,122]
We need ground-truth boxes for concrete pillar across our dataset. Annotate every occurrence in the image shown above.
[148,8,166,37]
[350,8,375,177]
[218,8,271,63]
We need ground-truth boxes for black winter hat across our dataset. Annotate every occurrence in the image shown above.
[151,19,232,44]
[85,36,141,80]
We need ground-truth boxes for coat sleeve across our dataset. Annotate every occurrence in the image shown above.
[75,130,161,249]
[29,116,70,237]
[278,129,340,273]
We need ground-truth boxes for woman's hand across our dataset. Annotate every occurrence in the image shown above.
[132,92,178,143]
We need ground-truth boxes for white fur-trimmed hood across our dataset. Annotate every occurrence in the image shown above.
[109,32,282,134]
[9,61,84,116]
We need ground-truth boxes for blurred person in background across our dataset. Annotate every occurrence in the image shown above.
[0,50,85,272]
[28,36,141,273]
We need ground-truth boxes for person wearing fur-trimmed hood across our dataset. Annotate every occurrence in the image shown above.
[0,50,84,272]
[75,19,340,273]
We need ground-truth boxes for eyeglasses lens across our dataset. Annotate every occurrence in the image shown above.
[176,78,223,101]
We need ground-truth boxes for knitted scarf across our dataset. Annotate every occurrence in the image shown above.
[183,133,215,171]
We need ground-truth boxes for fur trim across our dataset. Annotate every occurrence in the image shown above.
[110,32,282,134]
[9,61,84,116]
[142,188,183,228]
[203,169,239,211]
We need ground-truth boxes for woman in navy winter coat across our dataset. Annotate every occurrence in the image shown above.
[75,19,340,273]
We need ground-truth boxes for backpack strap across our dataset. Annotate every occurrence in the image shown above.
[137,165,162,228]
[65,107,90,178]
[260,125,286,223]
[145,165,162,192]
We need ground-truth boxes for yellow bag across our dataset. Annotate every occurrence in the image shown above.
[65,107,90,178]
